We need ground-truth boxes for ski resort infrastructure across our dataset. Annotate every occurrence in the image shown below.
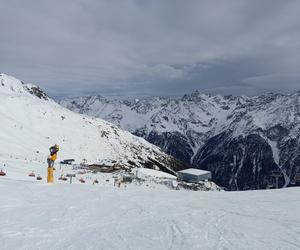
[0,73,300,250]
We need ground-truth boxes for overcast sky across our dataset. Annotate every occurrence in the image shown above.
[1,0,300,98]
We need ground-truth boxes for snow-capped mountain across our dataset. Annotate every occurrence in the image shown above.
[60,91,300,190]
[0,73,189,174]
[1,73,300,249]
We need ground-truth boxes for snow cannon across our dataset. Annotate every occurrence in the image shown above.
[47,167,54,183]
[36,175,42,181]
[28,171,35,177]
[93,179,99,184]
[0,169,6,176]
[79,178,85,183]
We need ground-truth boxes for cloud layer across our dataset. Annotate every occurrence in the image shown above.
[1,0,300,97]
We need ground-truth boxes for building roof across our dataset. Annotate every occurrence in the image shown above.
[178,168,211,175]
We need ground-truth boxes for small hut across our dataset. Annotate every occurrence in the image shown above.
[177,168,211,183]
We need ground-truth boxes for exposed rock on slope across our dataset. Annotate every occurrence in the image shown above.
[0,73,189,175]
[60,90,300,190]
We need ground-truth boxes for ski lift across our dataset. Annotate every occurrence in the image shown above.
[66,174,76,184]
[28,171,35,177]
[59,175,68,181]
[79,178,85,183]
[36,175,42,181]
[0,169,6,176]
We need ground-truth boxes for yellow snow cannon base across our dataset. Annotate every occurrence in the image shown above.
[47,167,54,183]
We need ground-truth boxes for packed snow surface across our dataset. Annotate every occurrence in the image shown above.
[136,167,177,180]
[1,175,300,250]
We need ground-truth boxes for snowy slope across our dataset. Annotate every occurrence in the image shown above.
[0,73,188,174]
[1,178,300,250]
[1,73,300,250]
[60,91,300,190]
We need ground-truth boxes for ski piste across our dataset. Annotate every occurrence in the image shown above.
[1,171,300,250]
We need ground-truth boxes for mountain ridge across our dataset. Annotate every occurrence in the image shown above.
[60,90,300,190]
[0,73,189,176]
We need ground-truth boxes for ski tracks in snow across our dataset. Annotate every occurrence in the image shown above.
[167,219,185,250]
[1,179,300,249]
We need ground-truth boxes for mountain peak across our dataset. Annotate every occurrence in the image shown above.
[60,90,300,190]
[0,73,49,100]
[0,73,27,95]
[181,90,209,102]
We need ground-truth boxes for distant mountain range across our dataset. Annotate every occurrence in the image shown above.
[60,91,300,190]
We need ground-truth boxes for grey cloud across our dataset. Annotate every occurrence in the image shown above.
[0,0,300,98]
[243,74,300,93]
